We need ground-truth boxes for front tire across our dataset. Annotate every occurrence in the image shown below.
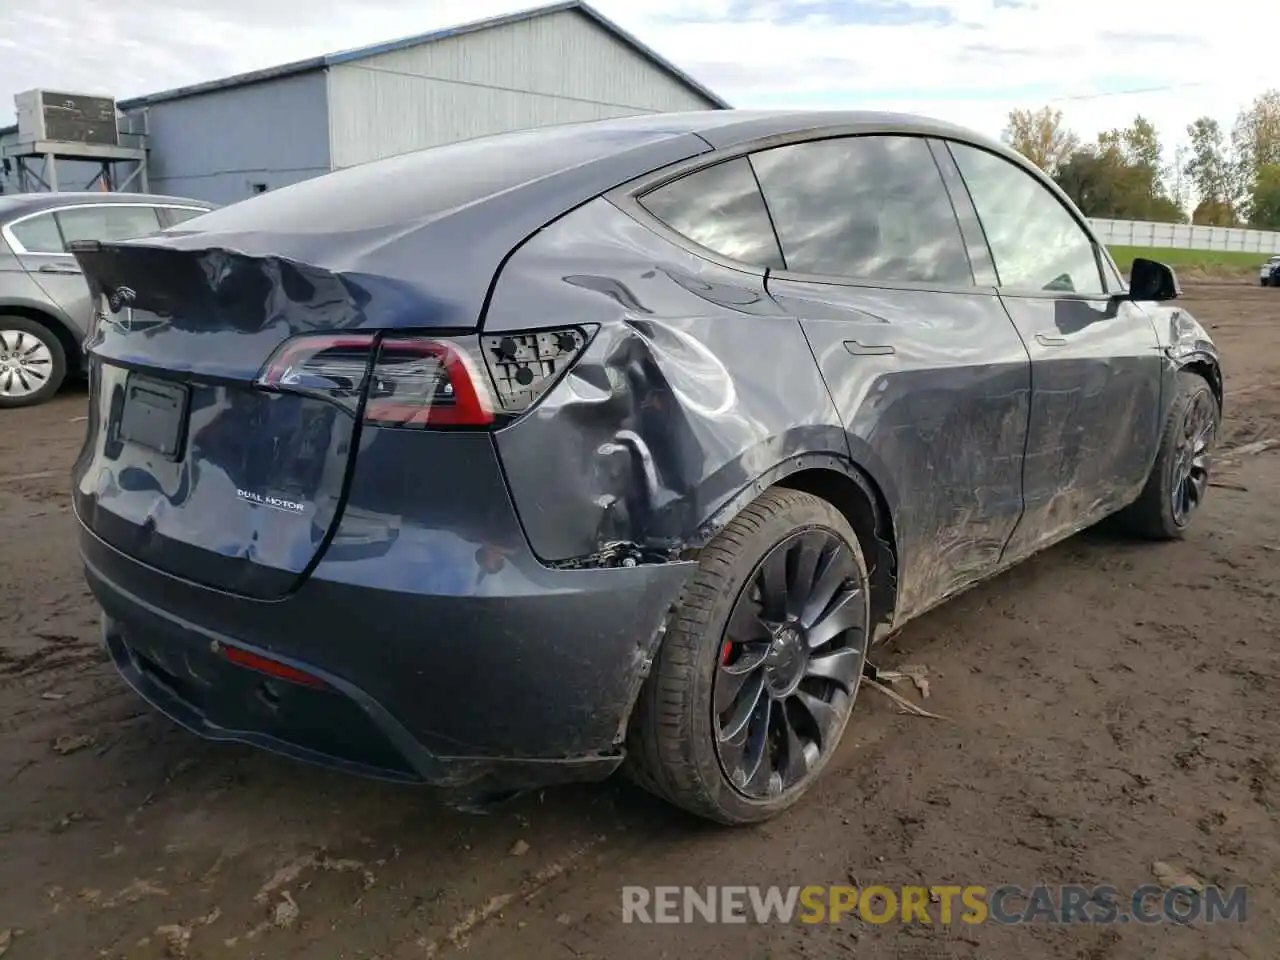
[1117,371,1220,539]
[625,488,870,824]
[0,316,66,408]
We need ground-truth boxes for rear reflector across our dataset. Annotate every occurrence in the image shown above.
[220,644,327,689]
[256,334,495,427]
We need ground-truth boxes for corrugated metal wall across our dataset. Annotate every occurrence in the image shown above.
[326,8,717,169]
[128,71,332,205]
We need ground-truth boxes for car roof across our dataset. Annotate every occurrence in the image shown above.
[0,192,213,222]
[109,109,1033,331]
[616,108,1006,151]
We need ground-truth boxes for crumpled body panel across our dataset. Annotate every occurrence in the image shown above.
[486,198,849,564]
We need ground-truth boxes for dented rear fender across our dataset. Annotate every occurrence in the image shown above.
[486,198,867,565]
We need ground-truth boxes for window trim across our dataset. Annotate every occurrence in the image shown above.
[610,159,774,278]
[631,155,786,275]
[611,129,999,296]
[1,202,211,256]
[939,139,1116,302]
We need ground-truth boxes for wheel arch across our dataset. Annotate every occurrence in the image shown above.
[694,454,900,631]
[0,302,82,375]
[1175,354,1223,412]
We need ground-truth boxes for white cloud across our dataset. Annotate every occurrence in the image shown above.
[1,0,1275,156]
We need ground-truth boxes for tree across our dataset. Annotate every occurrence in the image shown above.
[1054,116,1183,222]
[1233,89,1280,174]
[1193,199,1237,227]
[1183,117,1245,224]
[1233,91,1280,225]
[1121,115,1163,172]
[1003,106,1079,176]
[1248,164,1280,229]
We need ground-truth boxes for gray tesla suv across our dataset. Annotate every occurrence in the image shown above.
[69,111,1222,824]
[0,191,213,406]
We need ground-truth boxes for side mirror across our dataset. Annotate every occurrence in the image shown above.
[1128,257,1180,301]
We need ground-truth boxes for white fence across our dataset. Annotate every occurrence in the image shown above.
[1089,218,1280,254]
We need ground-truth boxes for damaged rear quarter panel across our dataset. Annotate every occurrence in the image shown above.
[483,197,854,564]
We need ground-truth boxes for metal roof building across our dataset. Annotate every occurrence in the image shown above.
[0,1,726,203]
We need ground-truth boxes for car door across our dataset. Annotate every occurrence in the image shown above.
[7,204,163,336]
[942,141,1164,562]
[5,209,89,331]
[752,134,1033,621]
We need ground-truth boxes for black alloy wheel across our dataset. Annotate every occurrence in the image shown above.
[1170,386,1218,527]
[712,528,867,800]
[1116,371,1220,540]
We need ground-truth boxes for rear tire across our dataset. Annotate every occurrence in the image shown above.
[625,488,870,825]
[0,316,66,408]
[1116,371,1220,540]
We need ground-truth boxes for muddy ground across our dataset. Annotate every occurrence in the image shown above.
[2,283,1278,960]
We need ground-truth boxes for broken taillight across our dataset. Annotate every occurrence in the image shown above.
[480,328,589,413]
[256,326,591,425]
[256,334,495,427]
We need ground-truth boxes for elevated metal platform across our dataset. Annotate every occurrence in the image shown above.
[1,138,149,192]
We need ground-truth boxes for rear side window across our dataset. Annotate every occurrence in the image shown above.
[158,206,207,228]
[749,135,973,285]
[949,142,1105,295]
[7,213,64,253]
[57,206,162,244]
[638,158,784,269]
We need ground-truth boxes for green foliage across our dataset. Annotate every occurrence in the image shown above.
[1049,115,1183,222]
[1002,106,1079,176]
[1248,164,1280,229]
[1004,91,1280,229]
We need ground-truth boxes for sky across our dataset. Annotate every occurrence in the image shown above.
[1,0,1276,156]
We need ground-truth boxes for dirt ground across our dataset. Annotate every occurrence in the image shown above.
[2,283,1278,960]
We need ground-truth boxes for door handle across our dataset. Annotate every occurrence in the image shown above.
[844,340,896,356]
[1035,333,1067,347]
[37,264,81,275]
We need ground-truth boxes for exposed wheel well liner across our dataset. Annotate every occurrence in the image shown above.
[1178,358,1222,409]
[775,466,898,629]
[691,457,898,630]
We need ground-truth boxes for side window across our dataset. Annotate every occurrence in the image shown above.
[56,206,162,245]
[7,213,64,254]
[949,143,1105,295]
[158,206,207,228]
[637,158,784,269]
[748,135,973,285]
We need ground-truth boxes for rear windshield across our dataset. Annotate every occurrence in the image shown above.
[182,122,689,236]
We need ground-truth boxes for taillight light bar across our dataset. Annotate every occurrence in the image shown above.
[255,326,592,427]
[255,334,495,427]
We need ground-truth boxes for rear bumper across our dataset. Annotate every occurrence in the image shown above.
[82,519,695,792]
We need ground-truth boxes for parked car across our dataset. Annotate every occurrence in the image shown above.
[1259,255,1280,286]
[0,191,214,407]
[69,111,1222,824]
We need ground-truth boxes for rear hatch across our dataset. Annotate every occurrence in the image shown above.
[70,119,711,599]
[72,245,397,599]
